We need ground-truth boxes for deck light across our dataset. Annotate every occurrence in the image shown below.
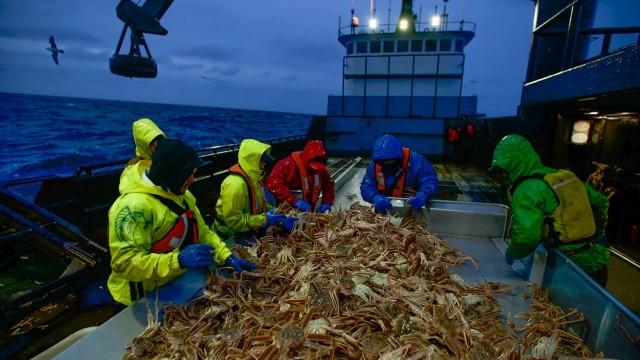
[586,111,599,115]
[431,15,441,28]
[399,18,409,31]
[571,120,591,144]
[369,17,378,30]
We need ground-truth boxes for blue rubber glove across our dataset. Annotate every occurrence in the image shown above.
[266,212,287,226]
[225,254,257,272]
[294,199,312,212]
[407,192,427,209]
[318,204,331,213]
[505,254,514,265]
[282,216,298,232]
[293,199,311,212]
[373,195,392,213]
[178,244,214,269]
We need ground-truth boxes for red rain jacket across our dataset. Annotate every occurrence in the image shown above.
[267,141,335,206]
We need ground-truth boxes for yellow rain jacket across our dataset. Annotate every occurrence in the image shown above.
[108,162,231,305]
[214,139,272,238]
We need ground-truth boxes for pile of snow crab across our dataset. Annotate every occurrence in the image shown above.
[123,204,601,359]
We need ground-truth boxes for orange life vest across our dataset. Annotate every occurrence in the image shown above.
[375,148,411,197]
[229,164,267,215]
[290,151,322,204]
[150,195,199,253]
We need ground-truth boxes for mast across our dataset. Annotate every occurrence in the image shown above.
[396,0,416,33]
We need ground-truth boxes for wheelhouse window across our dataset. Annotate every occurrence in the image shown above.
[411,40,423,52]
[425,39,437,52]
[439,39,452,52]
[356,41,368,54]
[346,42,354,55]
[397,40,409,52]
[370,41,381,53]
[383,40,395,53]
[455,39,464,52]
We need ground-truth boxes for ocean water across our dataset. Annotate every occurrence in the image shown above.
[0,93,311,181]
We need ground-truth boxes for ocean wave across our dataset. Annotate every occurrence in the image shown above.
[1,93,311,180]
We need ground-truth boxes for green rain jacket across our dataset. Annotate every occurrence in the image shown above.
[214,139,272,238]
[108,162,232,305]
[492,135,609,273]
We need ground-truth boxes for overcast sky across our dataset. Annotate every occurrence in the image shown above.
[0,1,537,116]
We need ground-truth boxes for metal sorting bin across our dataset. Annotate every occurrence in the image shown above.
[390,198,510,239]
[55,199,640,359]
[391,197,640,359]
[53,270,209,360]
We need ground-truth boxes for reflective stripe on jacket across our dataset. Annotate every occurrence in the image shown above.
[291,151,322,204]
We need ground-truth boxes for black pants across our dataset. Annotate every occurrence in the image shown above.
[586,266,608,288]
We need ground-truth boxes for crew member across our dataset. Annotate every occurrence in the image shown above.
[267,140,335,213]
[214,139,298,242]
[108,139,255,306]
[491,134,609,286]
[360,134,439,213]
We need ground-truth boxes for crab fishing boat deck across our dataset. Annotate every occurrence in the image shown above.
[50,158,640,360]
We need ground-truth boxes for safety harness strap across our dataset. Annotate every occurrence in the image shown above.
[375,147,411,197]
[229,164,267,215]
[149,194,199,253]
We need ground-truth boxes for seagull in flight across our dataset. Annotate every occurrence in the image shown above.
[46,36,64,65]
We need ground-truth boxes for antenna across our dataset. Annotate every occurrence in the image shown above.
[443,0,449,31]
[388,0,392,32]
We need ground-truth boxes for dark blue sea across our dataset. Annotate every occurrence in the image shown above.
[0,93,311,181]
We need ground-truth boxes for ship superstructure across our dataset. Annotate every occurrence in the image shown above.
[318,0,478,157]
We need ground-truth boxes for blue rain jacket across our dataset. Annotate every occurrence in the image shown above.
[360,135,439,203]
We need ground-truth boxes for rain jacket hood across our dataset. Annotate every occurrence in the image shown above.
[133,118,165,160]
[372,135,404,162]
[301,140,327,163]
[238,139,271,181]
[491,135,543,182]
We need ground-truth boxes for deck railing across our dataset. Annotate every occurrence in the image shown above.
[527,0,640,81]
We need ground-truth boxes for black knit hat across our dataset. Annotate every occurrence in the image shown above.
[147,139,206,194]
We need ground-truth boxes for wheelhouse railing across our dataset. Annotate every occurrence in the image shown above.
[338,20,476,37]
